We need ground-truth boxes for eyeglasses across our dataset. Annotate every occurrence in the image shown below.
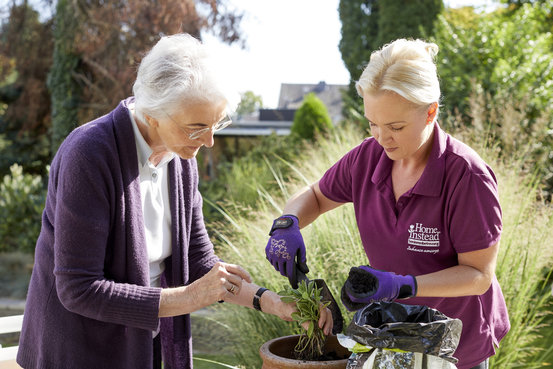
[164,111,232,140]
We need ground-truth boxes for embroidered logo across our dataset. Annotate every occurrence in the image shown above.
[269,238,292,260]
[407,223,441,254]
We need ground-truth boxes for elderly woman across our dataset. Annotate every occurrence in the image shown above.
[265,39,509,369]
[17,33,332,369]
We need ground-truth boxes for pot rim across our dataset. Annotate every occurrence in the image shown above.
[259,334,349,364]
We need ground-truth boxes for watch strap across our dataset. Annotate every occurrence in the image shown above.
[253,287,268,311]
[269,214,298,236]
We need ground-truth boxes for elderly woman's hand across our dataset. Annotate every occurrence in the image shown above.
[187,262,252,307]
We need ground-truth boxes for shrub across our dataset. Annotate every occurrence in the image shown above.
[200,133,306,225]
[291,93,333,140]
[0,163,46,253]
[432,2,553,122]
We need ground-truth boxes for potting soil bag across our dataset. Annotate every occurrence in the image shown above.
[338,302,462,369]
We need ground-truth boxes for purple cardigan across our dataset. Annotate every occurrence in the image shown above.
[17,98,219,369]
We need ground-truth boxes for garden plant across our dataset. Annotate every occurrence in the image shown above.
[279,279,330,360]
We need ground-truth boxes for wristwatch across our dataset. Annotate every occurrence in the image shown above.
[253,287,268,311]
[269,214,298,236]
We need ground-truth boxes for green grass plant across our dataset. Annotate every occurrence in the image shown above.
[279,279,330,360]
[203,120,553,368]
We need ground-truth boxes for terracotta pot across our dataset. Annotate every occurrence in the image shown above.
[260,334,350,369]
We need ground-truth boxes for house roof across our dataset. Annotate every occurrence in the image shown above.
[277,81,347,122]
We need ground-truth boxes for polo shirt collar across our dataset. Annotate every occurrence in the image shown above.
[371,123,447,197]
[371,143,392,185]
[413,123,446,197]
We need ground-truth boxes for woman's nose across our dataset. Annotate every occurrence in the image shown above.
[199,129,215,148]
[377,129,392,145]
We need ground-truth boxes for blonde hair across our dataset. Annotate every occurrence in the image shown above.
[356,39,440,108]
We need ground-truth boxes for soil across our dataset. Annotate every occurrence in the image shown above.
[348,267,378,294]
[293,350,348,361]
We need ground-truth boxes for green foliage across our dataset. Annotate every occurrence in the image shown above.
[432,2,553,121]
[48,0,82,155]
[338,0,443,122]
[428,1,553,197]
[375,0,443,48]
[0,164,46,253]
[279,280,330,360]
[500,0,551,9]
[291,93,333,140]
[200,133,306,224]
[0,129,51,177]
[236,91,263,117]
[0,3,53,177]
[338,0,379,82]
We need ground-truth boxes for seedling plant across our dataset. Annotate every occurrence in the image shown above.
[279,279,330,361]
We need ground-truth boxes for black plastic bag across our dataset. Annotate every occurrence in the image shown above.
[345,302,462,364]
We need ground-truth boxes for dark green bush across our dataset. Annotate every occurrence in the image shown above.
[0,164,46,253]
[291,93,333,140]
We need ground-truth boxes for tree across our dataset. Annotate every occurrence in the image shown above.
[291,93,333,140]
[48,0,81,154]
[432,2,553,120]
[236,90,263,117]
[0,2,52,176]
[431,1,553,199]
[0,0,245,168]
[48,0,245,154]
[338,0,444,122]
[375,0,443,48]
[338,0,379,83]
[338,0,379,123]
[500,0,550,7]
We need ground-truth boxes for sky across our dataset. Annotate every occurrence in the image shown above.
[201,0,501,108]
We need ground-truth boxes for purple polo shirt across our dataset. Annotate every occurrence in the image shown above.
[319,124,509,369]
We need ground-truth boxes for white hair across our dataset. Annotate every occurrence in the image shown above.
[132,33,239,122]
[356,39,440,108]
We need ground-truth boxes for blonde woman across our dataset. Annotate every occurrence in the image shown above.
[265,39,509,369]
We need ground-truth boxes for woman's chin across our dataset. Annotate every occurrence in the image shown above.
[174,146,200,159]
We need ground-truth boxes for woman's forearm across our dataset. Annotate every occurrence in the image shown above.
[415,264,494,297]
[283,182,342,228]
[282,186,321,228]
[224,281,284,316]
[158,281,289,319]
[159,286,201,317]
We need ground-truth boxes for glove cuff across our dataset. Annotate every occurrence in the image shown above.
[397,275,417,299]
[268,214,299,236]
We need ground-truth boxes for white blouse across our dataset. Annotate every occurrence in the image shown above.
[128,104,175,288]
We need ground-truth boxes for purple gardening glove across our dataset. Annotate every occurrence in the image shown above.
[265,215,309,289]
[341,265,417,311]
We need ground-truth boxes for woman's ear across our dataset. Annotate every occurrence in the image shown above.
[145,114,159,128]
[426,102,438,125]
